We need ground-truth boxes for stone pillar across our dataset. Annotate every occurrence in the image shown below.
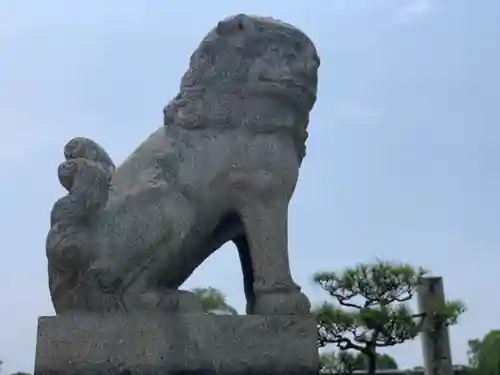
[417,276,454,375]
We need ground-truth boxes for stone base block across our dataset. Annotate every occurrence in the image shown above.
[35,313,319,375]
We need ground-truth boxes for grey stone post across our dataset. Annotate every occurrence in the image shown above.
[417,276,454,375]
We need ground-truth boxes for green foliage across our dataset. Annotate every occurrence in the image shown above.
[438,299,467,325]
[468,338,482,369]
[468,330,500,375]
[371,353,398,370]
[314,261,427,308]
[313,260,466,375]
[319,351,355,374]
[191,287,238,315]
[0,359,31,375]
[459,365,475,375]
[320,351,398,373]
[0,361,30,375]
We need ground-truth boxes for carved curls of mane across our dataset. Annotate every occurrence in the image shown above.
[162,16,314,162]
[162,89,309,162]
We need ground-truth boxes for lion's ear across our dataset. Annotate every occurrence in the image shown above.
[216,14,248,37]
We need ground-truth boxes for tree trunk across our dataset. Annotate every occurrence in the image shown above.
[366,330,380,375]
[366,351,377,375]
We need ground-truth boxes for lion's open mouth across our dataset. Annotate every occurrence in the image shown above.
[258,77,316,106]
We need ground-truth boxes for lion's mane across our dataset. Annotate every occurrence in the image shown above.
[162,15,319,162]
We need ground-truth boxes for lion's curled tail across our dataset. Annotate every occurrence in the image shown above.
[46,137,115,313]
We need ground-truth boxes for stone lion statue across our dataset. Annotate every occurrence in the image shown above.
[46,14,320,316]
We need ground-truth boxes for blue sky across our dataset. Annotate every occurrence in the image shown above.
[1,0,499,373]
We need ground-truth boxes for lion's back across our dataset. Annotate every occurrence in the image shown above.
[107,125,300,215]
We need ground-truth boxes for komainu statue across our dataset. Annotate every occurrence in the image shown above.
[46,14,320,316]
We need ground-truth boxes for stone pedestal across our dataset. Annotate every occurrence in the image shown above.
[417,277,453,375]
[34,313,318,375]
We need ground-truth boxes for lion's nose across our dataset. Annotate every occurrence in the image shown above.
[307,57,320,71]
[291,58,318,84]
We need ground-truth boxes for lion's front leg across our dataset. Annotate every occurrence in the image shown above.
[239,194,311,316]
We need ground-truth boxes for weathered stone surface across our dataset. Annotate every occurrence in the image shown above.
[417,277,454,375]
[35,313,319,375]
[45,14,320,316]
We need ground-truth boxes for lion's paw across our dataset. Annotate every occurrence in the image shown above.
[252,290,311,316]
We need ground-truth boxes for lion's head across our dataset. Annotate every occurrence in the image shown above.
[163,14,320,161]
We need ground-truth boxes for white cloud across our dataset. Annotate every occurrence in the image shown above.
[393,0,433,25]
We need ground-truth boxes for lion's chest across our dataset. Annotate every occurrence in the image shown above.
[173,130,300,207]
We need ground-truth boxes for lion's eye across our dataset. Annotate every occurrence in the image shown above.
[267,44,280,54]
[293,41,303,53]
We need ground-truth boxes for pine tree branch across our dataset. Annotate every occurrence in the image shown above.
[329,291,365,309]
